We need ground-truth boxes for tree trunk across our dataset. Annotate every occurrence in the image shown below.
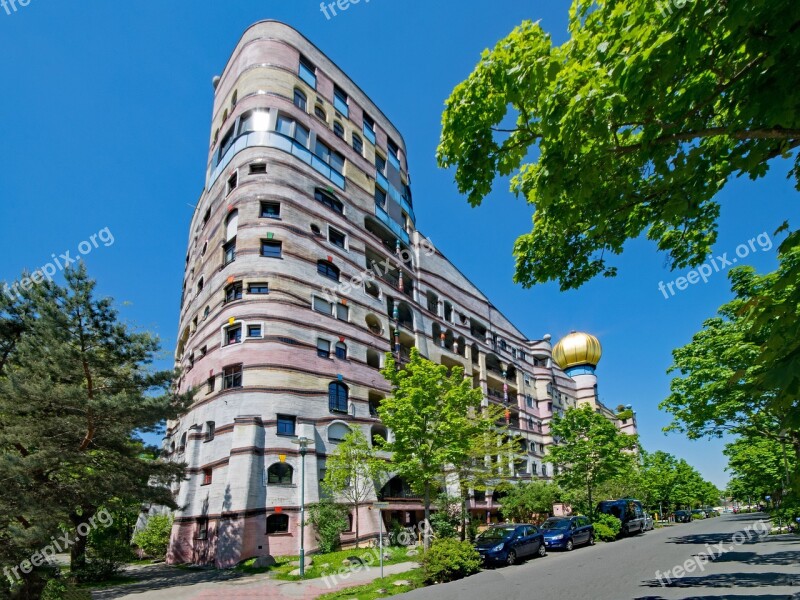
[587,483,593,520]
[69,509,93,573]
[423,482,431,550]
[354,501,359,549]
[460,487,468,542]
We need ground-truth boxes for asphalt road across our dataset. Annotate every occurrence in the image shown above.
[397,513,800,600]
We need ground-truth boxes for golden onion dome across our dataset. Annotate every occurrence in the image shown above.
[552,331,602,370]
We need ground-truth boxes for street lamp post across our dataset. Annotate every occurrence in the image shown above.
[292,436,310,578]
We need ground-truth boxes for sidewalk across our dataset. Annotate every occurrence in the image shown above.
[91,561,420,600]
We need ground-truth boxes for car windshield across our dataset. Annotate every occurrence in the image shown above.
[541,519,571,530]
[477,527,516,541]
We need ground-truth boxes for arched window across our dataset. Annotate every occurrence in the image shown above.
[328,421,351,442]
[335,342,347,360]
[333,121,345,139]
[231,90,238,107]
[317,260,340,282]
[179,432,187,452]
[267,513,289,534]
[314,188,344,214]
[328,382,349,413]
[314,104,327,121]
[267,463,293,485]
[293,89,307,111]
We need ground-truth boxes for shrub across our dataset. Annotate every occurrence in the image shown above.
[592,513,621,542]
[306,500,349,554]
[132,514,173,559]
[421,538,481,584]
[691,512,704,520]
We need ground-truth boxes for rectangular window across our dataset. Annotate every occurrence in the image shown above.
[336,303,349,322]
[197,518,208,540]
[387,138,400,168]
[333,85,349,117]
[260,201,281,219]
[225,325,242,345]
[299,55,316,88]
[202,468,213,486]
[205,421,215,442]
[328,227,346,249]
[375,154,387,175]
[313,296,332,315]
[374,186,387,208]
[317,338,331,358]
[248,283,269,295]
[223,364,243,389]
[277,415,296,436]
[363,113,376,144]
[223,239,236,266]
[225,282,242,303]
[247,324,262,338]
[261,240,282,258]
[227,172,238,194]
[207,376,215,394]
[315,139,345,174]
[249,162,267,175]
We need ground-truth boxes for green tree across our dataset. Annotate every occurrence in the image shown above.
[724,433,794,506]
[379,349,512,549]
[132,514,173,560]
[322,427,386,548]
[498,480,561,523]
[639,451,680,515]
[0,266,190,592]
[545,405,639,517]
[437,0,799,290]
[660,235,800,494]
[306,500,349,554]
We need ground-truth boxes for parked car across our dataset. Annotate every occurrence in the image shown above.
[704,509,720,518]
[596,499,647,535]
[474,524,546,566]
[540,516,595,550]
[673,510,692,523]
[644,514,655,531]
[691,509,707,519]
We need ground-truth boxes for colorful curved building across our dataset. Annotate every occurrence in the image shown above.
[164,21,637,568]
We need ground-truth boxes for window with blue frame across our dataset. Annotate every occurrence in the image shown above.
[277,415,296,437]
[328,381,349,413]
[299,55,316,88]
[333,86,349,118]
[363,113,376,144]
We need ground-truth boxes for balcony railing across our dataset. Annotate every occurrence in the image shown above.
[208,130,345,191]
[375,204,409,244]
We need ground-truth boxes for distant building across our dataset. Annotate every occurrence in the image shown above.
[164,21,638,568]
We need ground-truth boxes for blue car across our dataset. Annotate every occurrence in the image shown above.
[540,516,595,551]
[474,524,547,566]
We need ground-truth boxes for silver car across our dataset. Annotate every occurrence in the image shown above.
[644,514,654,531]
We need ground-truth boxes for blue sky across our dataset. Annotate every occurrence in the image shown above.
[1,0,797,490]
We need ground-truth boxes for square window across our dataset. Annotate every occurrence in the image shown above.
[317,338,331,358]
[248,283,269,294]
[261,240,282,258]
[202,468,213,486]
[225,282,242,303]
[247,324,262,338]
[226,325,242,345]
[313,296,332,315]
[277,415,296,436]
[260,202,280,219]
[329,227,346,249]
[223,364,243,389]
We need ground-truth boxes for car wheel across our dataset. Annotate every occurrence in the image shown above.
[588,534,595,546]
[505,550,516,566]
[537,543,547,557]
[565,539,574,551]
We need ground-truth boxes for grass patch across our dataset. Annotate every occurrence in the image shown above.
[270,546,416,581]
[234,554,294,575]
[317,568,425,600]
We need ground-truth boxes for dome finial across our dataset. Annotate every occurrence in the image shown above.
[552,332,602,370]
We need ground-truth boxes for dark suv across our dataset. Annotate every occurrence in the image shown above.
[474,524,546,566]
[596,499,647,535]
[673,510,691,523]
[540,516,595,551]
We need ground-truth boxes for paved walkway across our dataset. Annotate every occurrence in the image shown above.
[91,561,419,600]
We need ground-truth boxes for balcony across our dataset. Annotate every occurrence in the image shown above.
[375,204,409,244]
[208,130,345,191]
